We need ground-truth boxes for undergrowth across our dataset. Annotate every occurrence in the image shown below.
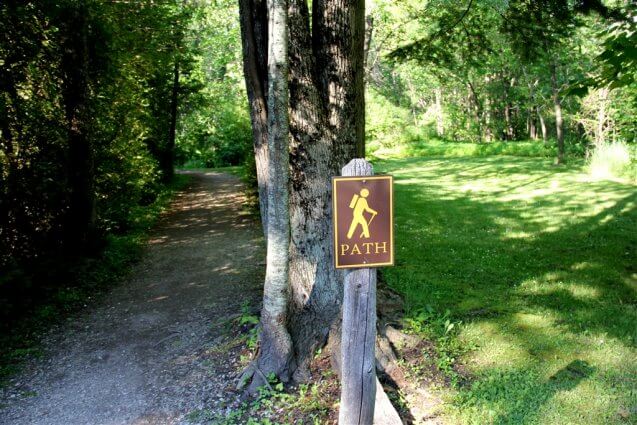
[368,137,588,161]
[0,174,192,384]
[403,306,476,388]
[587,140,636,182]
[186,375,335,425]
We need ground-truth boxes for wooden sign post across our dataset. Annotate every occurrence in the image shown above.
[334,159,394,425]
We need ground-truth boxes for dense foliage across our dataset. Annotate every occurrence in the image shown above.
[366,0,636,169]
[0,0,194,318]
[175,0,251,169]
[0,0,635,422]
[4,0,631,281]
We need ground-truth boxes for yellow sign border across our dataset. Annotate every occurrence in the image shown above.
[332,175,394,269]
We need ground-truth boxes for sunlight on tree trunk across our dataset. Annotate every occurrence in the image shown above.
[255,0,295,387]
[596,87,609,146]
[286,0,365,381]
[435,87,444,137]
[538,107,548,142]
[550,59,565,164]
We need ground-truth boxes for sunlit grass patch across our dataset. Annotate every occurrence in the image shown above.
[376,156,637,424]
[369,137,560,161]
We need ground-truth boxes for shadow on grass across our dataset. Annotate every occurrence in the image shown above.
[377,156,636,422]
[457,360,595,424]
[382,156,635,340]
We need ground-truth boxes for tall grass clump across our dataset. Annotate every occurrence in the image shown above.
[587,141,634,181]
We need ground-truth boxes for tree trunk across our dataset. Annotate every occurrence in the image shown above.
[314,0,366,159]
[286,0,365,381]
[504,103,512,140]
[595,87,609,145]
[163,59,180,183]
[528,107,537,139]
[467,81,482,142]
[538,106,547,141]
[524,72,539,140]
[61,4,96,252]
[549,59,564,164]
[406,78,418,126]
[503,76,514,140]
[435,87,444,137]
[240,0,366,384]
[483,76,493,142]
[254,0,295,388]
[238,0,269,236]
[364,15,373,70]
[484,96,493,142]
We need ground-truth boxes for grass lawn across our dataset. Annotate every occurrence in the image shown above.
[375,156,636,424]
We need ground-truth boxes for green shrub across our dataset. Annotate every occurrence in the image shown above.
[587,140,634,180]
[366,87,422,155]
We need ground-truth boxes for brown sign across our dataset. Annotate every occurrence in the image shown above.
[332,176,394,269]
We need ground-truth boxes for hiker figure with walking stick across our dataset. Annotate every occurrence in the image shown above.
[346,188,378,239]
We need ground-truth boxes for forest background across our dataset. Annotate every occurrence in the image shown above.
[1,0,635,423]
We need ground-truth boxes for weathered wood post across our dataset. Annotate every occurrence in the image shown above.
[340,267,377,424]
[338,158,378,424]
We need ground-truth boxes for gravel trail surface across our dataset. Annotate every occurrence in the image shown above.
[0,171,264,425]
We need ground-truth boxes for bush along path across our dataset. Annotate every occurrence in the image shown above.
[0,171,265,425]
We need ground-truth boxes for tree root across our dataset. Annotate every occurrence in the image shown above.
[235,350,276,394]
[374,328,405,425]
[236,361,255,391]
[235,347,260,391]
[236,361,273,393]
[375,323,444,424]
[374,377,403,425]
[252,363,274,392]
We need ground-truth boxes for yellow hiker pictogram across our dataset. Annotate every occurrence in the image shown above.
[346,188,378,239]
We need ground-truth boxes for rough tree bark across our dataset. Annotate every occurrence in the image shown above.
[251,0,296,388]
[239,0,366,383]
[240,3,402,417]
[60,4,96,252]
[288,0,365,381]
[239,0,269,235]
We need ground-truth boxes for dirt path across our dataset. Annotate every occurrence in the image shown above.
[0,171,264,425]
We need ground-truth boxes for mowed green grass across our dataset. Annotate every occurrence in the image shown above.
[375,156,637,424]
